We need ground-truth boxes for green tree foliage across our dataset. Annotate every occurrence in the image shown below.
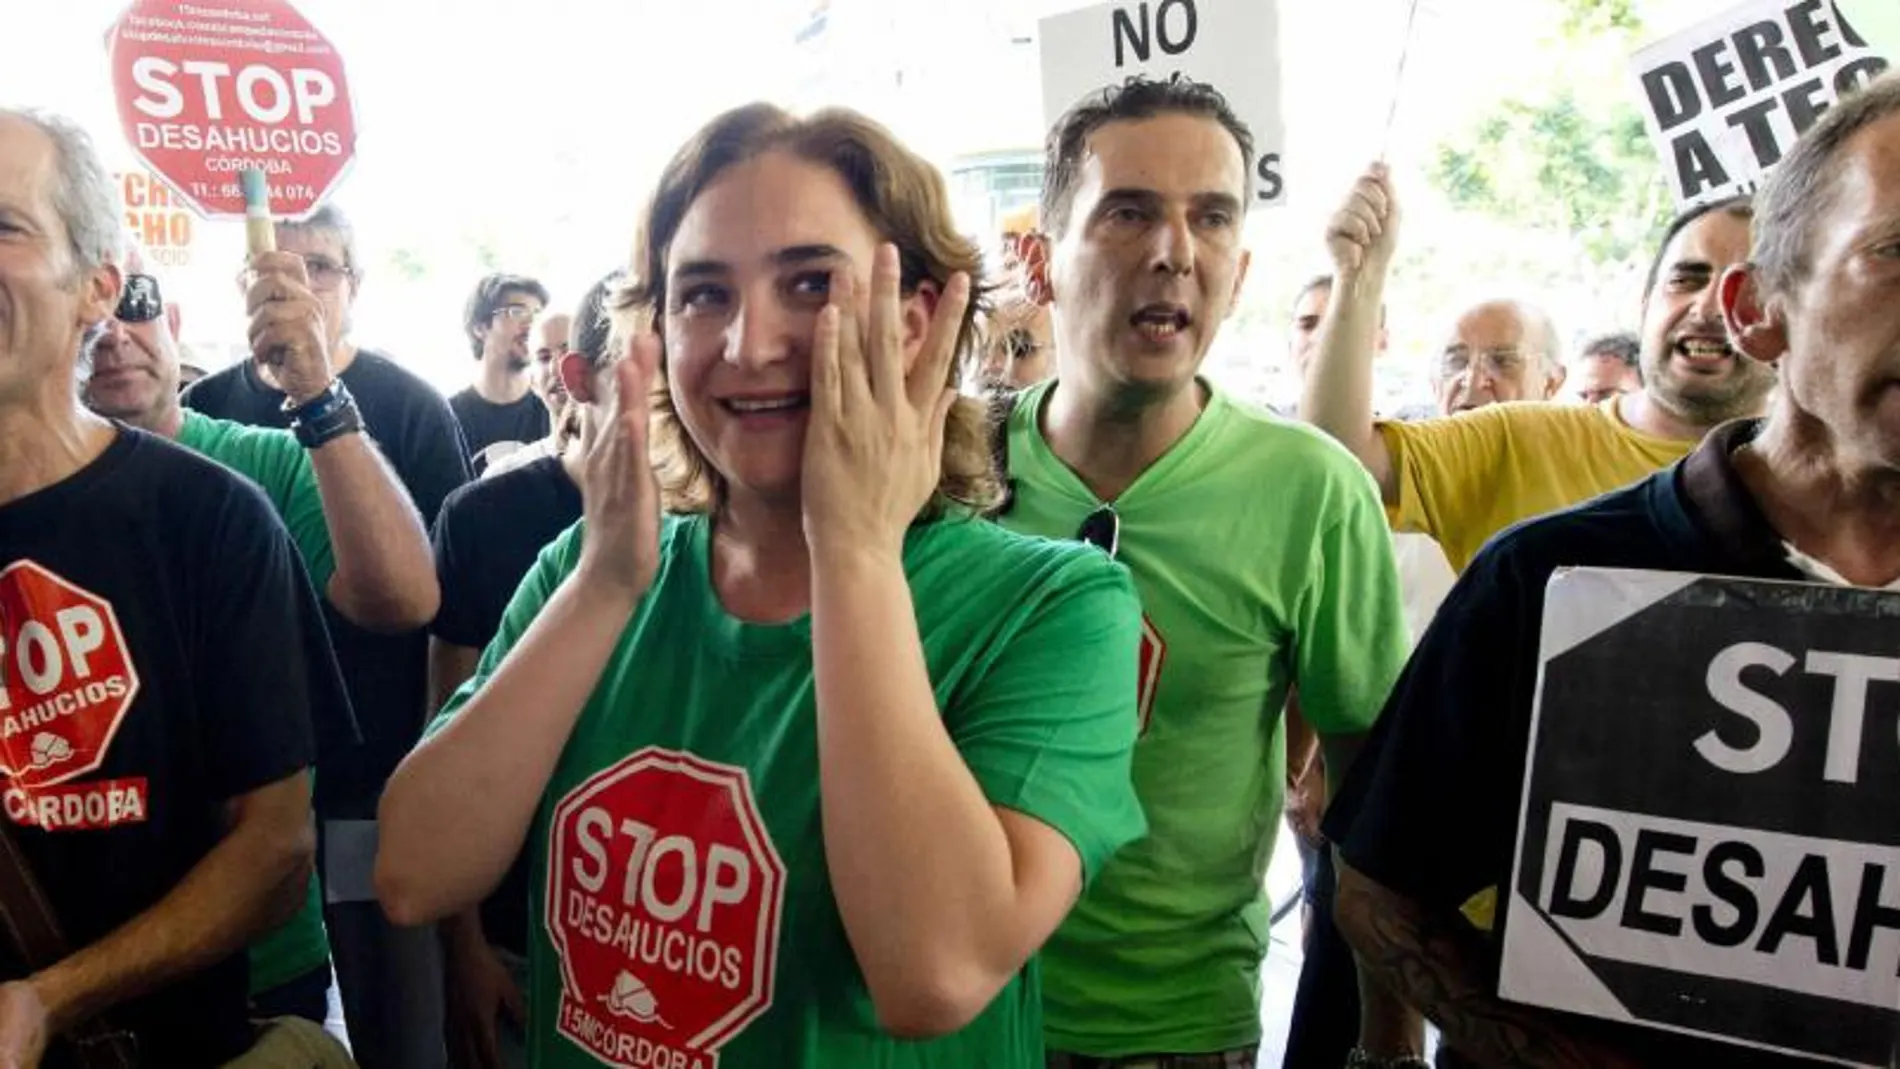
[1429,89,1673,267]
[1554,0,1644,37]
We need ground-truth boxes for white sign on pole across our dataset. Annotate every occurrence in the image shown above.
[1629,0,1890,208]
[1039,0,1284,207]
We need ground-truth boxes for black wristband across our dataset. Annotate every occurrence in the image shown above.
[287,381,364,449]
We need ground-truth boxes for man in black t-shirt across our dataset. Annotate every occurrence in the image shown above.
[0,108,349,1069]
[1327,78,1900,1069]
[430,275,620,1069]
[183,204,469,1069]
[449,273,552,476]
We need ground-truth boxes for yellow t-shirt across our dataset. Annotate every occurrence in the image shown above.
[1378,396,1691,572]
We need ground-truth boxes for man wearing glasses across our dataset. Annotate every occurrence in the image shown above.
[481,311,574,481]
[184,204,472,1069]
[996,76,1420,1069]
[1430,300,1567,415]
[84,239,439,1022]
[450,274,551,476]
[1302,166,1772,573]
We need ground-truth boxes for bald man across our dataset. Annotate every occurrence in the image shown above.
[1432,299,1566,415]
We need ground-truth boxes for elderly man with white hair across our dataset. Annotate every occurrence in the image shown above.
[0,107,353,1067]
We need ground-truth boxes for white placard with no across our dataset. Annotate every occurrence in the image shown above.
[1628,0,1889,208]
[1039,0,1284,206]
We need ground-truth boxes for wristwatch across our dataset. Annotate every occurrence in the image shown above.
[284,379,364,449]
[1346,1048,1432,1069]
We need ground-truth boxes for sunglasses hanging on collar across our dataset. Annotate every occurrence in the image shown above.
[116,274,164,324]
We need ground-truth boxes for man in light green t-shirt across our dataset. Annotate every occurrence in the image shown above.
[1001,76,1420,1067]
[83,242,439,1023]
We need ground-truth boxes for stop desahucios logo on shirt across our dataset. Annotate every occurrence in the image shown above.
[0,562,144,831]
[548,747,787,1068]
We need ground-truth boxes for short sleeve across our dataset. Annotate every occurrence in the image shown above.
[1323,539,1543,917]
[426,521,583,737]
[1291,473,1409,737]
[949,553,1147,885]
[187,477,352,801]
[1379,409,1514,549]
[429,484,491,650]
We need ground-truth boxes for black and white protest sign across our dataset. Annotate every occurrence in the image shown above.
[1501,568,1900,1067]
[1039,0,1285,205]
[1630,0,1889,207]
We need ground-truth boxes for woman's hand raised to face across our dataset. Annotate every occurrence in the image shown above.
[801,243,972,561]
[575,335,664,602]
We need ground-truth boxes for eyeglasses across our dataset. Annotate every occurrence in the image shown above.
[1439,347,1537,379]
[239,254,353,293]
[492,305,539,324]
[1075,504,1120,559]
[300,254,354,290]
[116,274,163,324]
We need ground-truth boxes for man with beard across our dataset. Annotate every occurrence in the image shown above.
[83,240,438,1022]
[449,274,550,475]
[997,74,1419,1069]
[481,311,573,480]
[1329,73,1900,1069]
[1301,169,1771,572]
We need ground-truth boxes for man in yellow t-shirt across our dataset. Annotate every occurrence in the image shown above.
[1301,166,1776,572]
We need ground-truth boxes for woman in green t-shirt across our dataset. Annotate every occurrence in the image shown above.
[377,103,1148,1069]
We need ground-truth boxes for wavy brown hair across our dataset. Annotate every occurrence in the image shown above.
[610,103,997,517]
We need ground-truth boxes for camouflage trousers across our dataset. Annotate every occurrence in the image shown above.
[1046,1046,1260,1069]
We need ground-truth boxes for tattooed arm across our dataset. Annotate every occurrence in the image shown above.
[1334,857,1642,1069]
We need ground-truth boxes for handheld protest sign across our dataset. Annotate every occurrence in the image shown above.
[1629,0,1890,208]
[106,0,357,222]
[242,168,275,255]
[116,169,197,268]
[1835,0,1900,61]
[1501,567,1900,1068]
[1039,0,1286,205]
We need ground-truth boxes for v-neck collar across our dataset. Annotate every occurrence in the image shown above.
[1014,377,1227,510]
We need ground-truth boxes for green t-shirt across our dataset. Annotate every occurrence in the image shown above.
[177,409,333,993]
[431,511,1147,1069]
[999,379,1409,1056]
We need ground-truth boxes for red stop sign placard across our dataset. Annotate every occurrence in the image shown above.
[106,0,356,221]
[1136,612,1166,738]
[0,562,141,791]
[548,748,786,1068]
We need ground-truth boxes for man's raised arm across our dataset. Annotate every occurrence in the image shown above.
[1302,163,1402,504]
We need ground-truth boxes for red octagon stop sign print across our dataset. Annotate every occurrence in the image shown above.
[548,748,786,1068]
[107,0,357,220]
[0,563,139,793]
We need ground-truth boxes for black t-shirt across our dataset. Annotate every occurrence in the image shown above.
[430,454,582,954]
[184,350,473,814]
[448,388,549,476]
[1326,419,1833,1068]
[0,429,348,1068]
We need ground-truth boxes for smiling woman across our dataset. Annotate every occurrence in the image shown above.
[616,103,999,516]
[376,101,1150,1069]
